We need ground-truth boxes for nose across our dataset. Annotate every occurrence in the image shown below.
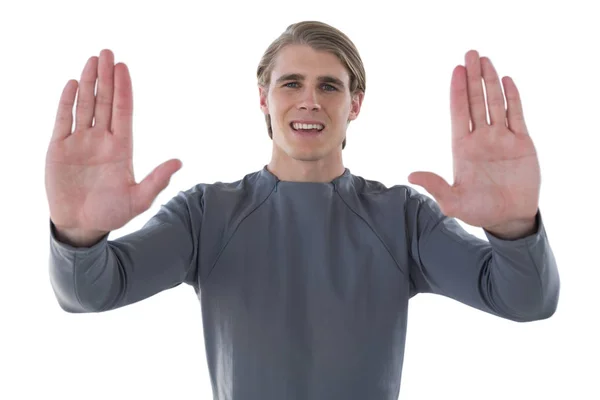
[297,88,321,111]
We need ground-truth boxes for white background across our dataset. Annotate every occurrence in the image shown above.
[1,0,598,399]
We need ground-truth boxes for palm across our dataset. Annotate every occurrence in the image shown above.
[46,127,136,232]
[448,124,540,227]
[45,49,181,233]
[409,51,540,228]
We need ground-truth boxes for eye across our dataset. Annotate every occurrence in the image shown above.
[322,84,337,91]
[284,82,299,88]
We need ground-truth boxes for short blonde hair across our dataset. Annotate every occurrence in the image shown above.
[256,21,367,150]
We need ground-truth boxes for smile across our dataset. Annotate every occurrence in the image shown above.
[289,122,325,132]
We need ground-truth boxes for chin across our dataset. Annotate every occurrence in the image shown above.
[282,145,319,160]
[273,128,341,160]
[287,142,338,162]
[291,152,327,162]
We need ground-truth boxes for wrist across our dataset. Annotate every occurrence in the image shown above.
[484,215,538,240]
[53,224,108,247]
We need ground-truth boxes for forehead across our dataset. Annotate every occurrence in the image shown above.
[270,44,349,83]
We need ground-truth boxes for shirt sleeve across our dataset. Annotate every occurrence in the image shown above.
[48,188,203,313]
[405,187,560,322]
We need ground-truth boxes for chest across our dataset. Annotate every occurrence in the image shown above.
[203,208,409,315]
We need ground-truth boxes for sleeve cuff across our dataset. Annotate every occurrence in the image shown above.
[49,219,109,253]
[483,209,545,247]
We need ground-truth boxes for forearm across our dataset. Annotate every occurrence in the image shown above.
[483,211,560,321]
[408,191,559,323]
[48,192,200,314]
[49,220,121,313]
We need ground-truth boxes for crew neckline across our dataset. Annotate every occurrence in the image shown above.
[259,165,352,186]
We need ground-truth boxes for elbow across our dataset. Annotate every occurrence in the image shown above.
[49,271,88,313]
[56,299,85,314]
[52,286,115,314]
[532,288,560,321]
[50,271,106,313]
[514,278,561,323]
[49,258,118,314]
[51,286,94,314]
[521,297,558,322]
[532,269,561,321]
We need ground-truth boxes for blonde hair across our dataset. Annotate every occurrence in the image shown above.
[256,21,366,150]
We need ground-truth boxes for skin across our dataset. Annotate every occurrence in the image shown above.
[408,51,540,239]
[46,50,181,246]
[46,46,538,247]
[259,44,363,183]
[261,45,539,239]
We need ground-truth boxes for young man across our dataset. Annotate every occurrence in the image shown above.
[46,21,560,399]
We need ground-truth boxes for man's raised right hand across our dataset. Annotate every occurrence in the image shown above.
[45,49,182,246]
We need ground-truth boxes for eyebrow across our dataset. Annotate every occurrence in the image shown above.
[274,73,346,88]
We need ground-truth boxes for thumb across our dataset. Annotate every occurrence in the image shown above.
[132,159,183,215]
[408,171,455,213]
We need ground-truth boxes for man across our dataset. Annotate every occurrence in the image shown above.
[46,21,560,399]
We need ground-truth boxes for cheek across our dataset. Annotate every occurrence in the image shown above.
[268,96,289,116]
[331,106,351,123]
[328,97,352,117]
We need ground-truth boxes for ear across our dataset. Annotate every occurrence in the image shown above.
[348,91,364,121]
[259,85,269,116]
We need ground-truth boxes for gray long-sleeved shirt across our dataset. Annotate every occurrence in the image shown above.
[49,166,560,400]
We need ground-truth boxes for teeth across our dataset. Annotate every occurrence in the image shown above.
[293,122,324,131]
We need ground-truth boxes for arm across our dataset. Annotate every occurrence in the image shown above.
[406,189,560,322]
[49,188,202,313]
[404,51,560,322]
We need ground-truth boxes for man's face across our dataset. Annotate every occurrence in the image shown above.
[259,44,363,161]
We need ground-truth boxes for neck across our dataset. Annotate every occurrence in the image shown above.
[267,148,346,183]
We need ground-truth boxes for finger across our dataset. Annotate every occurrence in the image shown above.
[131,159,183,215]
[465,50,488,130]
[93,49,115,130]
[450,65,470,141]
[480,57,506,126]
[74,56,98,131]
[407,171,456,215]
[51,80,78,141]
[111,62,133,136]
[503,76,529,136]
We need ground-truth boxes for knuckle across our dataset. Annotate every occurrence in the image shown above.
[77,98,93,109]
[113,103,132,115]
[95,93,112,106]
[487,97,505,108]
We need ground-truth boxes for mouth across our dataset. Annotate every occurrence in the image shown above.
[289,121,325,134]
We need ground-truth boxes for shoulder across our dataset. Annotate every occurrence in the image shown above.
[173,168,272,214]
[345,172,442,221]
[348,173,426,204]
[181,169,263,195]
[343,173,446,245]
